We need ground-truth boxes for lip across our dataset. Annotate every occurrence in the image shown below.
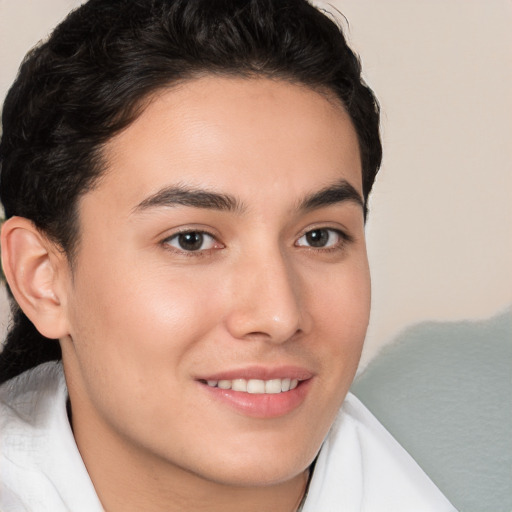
[198,365,314,382]
[196,366,314,419]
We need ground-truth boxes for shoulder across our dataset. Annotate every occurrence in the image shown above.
[0,362,103,512]
[301,393,458,512]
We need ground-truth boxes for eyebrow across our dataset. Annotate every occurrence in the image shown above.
[133,184,245,214]
[132,179,364,216]
[297,179,365,213]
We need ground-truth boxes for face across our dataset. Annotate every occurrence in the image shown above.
[60,76,370,488]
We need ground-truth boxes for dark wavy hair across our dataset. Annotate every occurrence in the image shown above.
[0,0,381,383]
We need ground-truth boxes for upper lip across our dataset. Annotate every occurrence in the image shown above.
[197,365,315,382]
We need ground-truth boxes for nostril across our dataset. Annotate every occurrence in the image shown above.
[241,325,302,344]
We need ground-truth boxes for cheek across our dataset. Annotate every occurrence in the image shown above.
[78,272,215,344]
[64,262,226,431]
[311,258,371,339]
[308,258,370,388]
[66,254,226,383]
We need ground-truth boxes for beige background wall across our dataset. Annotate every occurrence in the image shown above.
[0,0,511,367]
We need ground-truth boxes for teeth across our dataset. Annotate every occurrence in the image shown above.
[205,377,301,394]
[281,378,291,392]
[265,379,282,394]
[247,379,265,394]
[232,379,247,392]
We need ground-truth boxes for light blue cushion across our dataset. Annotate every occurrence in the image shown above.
[351,310,512,512]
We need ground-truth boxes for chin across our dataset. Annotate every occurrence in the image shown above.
[205,462,311,489]
[192,441,318,488]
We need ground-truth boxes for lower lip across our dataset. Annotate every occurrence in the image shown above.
[199,379,312,419]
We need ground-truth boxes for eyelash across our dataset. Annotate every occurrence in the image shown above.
[162,229,221,257]
[161,227,352,256]
[295,227,352,253]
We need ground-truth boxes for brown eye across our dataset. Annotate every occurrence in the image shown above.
[165,231,216,252]
[296,228,344,249]
[305,229,329,247]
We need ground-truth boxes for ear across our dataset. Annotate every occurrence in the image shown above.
[1,216,70,339]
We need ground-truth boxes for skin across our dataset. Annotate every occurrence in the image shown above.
[16,77,371,511]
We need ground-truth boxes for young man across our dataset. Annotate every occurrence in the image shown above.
[0,1,456,510]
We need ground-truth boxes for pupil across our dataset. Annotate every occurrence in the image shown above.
[306,229,328,247]
[179,232,203,251]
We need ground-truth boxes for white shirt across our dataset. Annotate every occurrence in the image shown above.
[0,362,456,511]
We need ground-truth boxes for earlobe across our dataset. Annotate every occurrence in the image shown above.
[1,216,70,339]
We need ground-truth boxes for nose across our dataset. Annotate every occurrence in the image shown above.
[224,249,306,344]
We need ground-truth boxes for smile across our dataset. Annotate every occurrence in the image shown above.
[205,378,300,394]
[199,371,313,418]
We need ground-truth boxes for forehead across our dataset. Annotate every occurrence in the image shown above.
[89,76,362,215]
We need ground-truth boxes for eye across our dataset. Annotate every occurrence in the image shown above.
[164,231,218,252]
[296,228,345,249]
